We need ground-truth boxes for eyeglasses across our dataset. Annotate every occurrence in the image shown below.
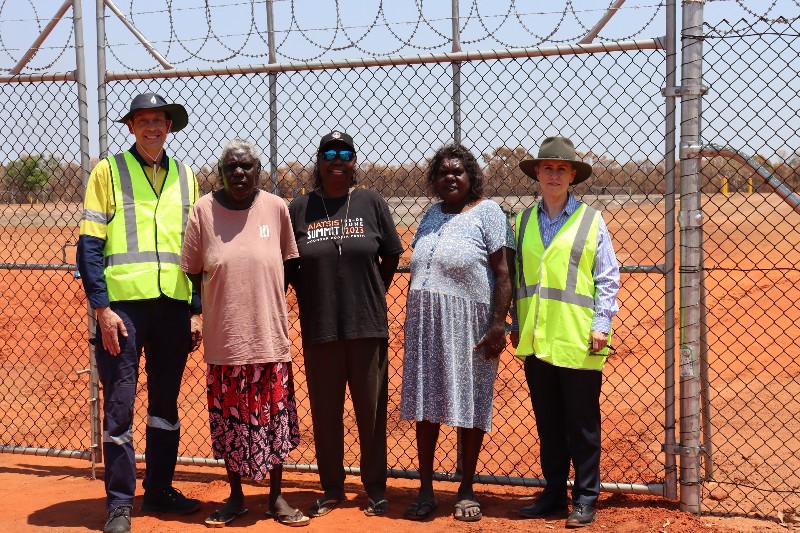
[320,149,355,162]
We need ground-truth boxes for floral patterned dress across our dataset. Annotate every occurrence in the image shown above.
[400,199,514,432]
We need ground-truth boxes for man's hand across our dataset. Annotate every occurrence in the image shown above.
[96,306,127,356]
[190,314,203,351]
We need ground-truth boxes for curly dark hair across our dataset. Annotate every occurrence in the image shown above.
[426,143,484,200]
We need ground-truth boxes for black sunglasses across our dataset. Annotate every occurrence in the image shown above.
[320,149,355,162]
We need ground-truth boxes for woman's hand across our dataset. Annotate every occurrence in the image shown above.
[190,314,203,351]
[475,324,507,360]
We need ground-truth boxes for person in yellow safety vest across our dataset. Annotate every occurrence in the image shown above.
[511,136,620,529]
[77,93,203,533]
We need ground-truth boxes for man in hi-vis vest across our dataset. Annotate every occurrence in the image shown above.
[511,137,619,528]
[77,93,202,533]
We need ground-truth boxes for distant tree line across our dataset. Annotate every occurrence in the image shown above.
[3,148,800,204]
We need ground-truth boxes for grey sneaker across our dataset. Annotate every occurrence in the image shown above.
[141,486,200,515]
[104,506,131,533]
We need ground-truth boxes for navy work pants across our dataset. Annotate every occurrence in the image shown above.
[95,296,191,512]
[524,355,603,507]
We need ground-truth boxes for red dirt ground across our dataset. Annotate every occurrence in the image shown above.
[2,195,799,531]
[0,453,787,532]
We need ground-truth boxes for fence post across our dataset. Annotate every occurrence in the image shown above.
[451,0,462,145]
[72,0,90,203]
[678,0,706,514]
[266,0,279,195]
[663,0,679,501]
[450,0,464,477]
[96,0,109,158]
[72,0,101,474]
[91,0,111,468]
[450,0,465,479]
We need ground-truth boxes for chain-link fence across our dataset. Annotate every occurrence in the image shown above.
[2,0,800,519]
[102,43,669,489]
[698,17,800,517]
[0,0,91,459]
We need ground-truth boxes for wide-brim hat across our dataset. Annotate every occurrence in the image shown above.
[519,136,593,185]
[116,93,189,132]
[318,130,355,152]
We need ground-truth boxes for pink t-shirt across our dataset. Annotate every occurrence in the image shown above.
[181,190,299,365]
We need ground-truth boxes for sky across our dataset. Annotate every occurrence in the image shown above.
[0,1,798,168]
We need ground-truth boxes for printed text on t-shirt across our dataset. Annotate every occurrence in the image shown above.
[306,217,365,243]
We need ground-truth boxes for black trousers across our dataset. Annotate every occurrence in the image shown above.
[303,338,388,501]
[524,355,602,506]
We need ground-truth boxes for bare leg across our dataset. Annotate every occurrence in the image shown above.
[220,465,245,513]
[268,465,294,515]
[455,427,485,519]
[268,465,309,525]
[415,420,440,503]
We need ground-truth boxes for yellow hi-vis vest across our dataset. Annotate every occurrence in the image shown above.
[104,151,196,303]
[514,202,610,370]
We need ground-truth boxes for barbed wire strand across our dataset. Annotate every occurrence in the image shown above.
[4,0,800,71]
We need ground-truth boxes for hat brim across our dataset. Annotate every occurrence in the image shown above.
[319,138,355,152]
[519,158,592,185]
[116,103,189,133]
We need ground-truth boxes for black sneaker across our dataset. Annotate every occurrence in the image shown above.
[104,506,131,533]
[141,486,200,515]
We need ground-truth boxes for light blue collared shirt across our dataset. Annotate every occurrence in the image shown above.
[512,194,620,334]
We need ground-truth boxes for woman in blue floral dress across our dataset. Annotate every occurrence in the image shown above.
[400,143,515,522]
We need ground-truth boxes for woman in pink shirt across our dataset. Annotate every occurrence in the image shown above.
[181,138,309,528]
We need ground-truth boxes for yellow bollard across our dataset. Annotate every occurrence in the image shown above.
[721,175,728,196]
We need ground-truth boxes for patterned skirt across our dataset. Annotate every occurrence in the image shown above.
[207,362,300,480]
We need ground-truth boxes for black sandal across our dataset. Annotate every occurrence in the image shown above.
[403,499,438,520]
[364,498,388,516]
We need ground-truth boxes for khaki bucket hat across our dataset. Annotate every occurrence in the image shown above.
[519,136,593,185]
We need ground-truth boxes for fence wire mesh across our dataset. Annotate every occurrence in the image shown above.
[0,79,89,454]
[699,17,800,517]
[103,45,669,487]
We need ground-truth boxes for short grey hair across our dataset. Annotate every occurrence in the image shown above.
[216,138,263,190]
[219,137,263,168]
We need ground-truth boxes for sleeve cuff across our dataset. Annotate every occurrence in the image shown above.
[592,316,612,334]
[190,290,202,315]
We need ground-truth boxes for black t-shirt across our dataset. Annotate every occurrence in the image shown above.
[289,188,403,347]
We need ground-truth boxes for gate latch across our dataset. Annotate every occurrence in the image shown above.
[662,86,709,98]
[663,443,705,457]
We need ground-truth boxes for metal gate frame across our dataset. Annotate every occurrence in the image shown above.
[0,0,100,473]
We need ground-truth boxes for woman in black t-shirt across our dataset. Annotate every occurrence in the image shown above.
[287,130,403,519]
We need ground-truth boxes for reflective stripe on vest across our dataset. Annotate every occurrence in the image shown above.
[104,151,194,303]
[514,202,608,370]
